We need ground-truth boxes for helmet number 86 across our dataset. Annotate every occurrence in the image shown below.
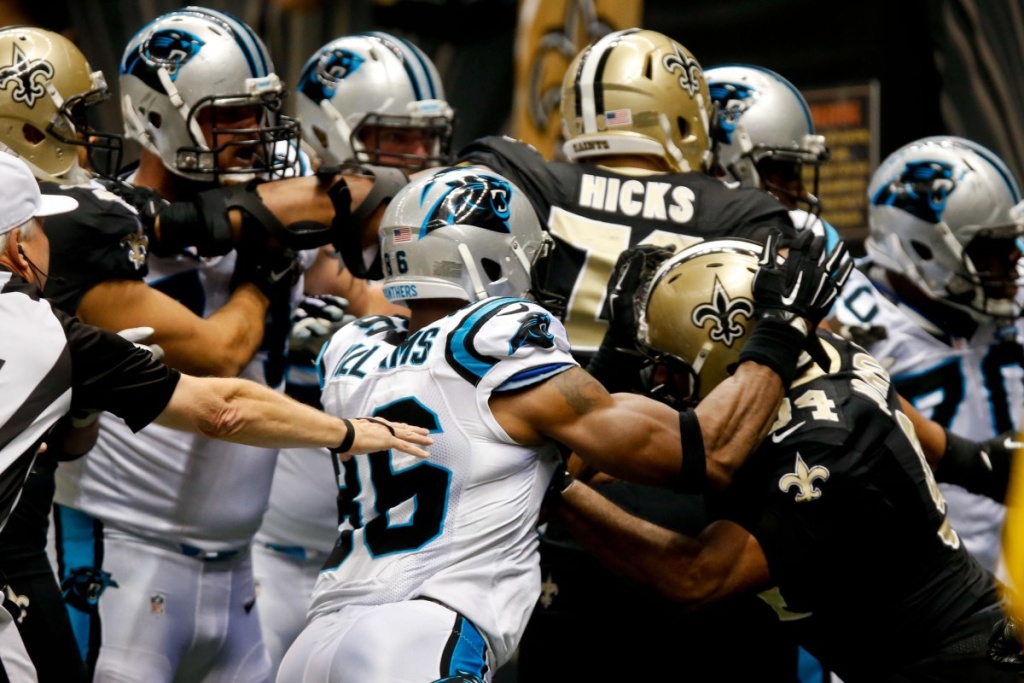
[383,251,408,276]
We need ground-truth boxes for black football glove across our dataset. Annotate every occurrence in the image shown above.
[101,178,169,236]
[937,429,1022,503]
[738,230,852,383]
[587,244,676,393]
[602,243,677,349]
[989,616,1024,672]
[232,247,303,303]
[751,229,853,333]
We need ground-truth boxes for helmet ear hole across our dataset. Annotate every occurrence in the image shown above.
[312,125,329,149]
[21,123,45,145]
[677,116,689,139]
[481,258,502,282]
[148,111,163,129]
[910,240,934,261]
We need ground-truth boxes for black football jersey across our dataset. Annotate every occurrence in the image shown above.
[456,135,796,353]
[714,330,997,674]
[41,179,149,315]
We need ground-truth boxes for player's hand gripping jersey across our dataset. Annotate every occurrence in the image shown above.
[313,297,577,668]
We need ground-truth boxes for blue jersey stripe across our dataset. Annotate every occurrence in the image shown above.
[446,297,521,385]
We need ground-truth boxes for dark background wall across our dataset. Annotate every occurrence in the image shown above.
[2,0,1020,187]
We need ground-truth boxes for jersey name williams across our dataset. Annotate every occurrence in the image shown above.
[577,173,695,223]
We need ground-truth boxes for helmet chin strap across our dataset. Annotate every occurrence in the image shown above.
[319,99,357,161]
[157,67,208,159]
[458,242,488,301]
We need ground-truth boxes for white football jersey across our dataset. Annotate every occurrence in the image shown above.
[55,250,302,551]
[309,297,577,667]
[832,273,1024,572]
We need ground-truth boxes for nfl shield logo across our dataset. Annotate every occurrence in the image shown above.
[150,593,166,615]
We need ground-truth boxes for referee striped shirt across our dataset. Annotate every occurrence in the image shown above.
[0,269,179,532]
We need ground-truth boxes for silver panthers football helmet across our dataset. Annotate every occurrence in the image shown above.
[864,135,1024,322]
[379,166,551,304]
[119,6,299,182]
[560,28,713,173]
[637,238,764,404]
[707,64,828,214]
[295,32,453,170]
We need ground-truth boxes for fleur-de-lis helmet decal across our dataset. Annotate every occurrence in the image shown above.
[691,276,755,347]
[638,238,763,403]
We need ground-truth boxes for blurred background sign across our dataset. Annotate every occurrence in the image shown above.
[511,0,642,160]
[805,81,880,254]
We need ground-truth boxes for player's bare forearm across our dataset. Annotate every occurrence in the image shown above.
[558,483,770,609]
[899,395,946,469]
[78,280,268,377]
[558,479,701,591]
[249,172,377,228]
[492,367,685,486]
[695,361,785,489]
[156,375,432,456]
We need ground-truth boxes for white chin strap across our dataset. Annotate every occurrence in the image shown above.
[319,99,357,160]
[157,67,209,160]
[458,242,488,301]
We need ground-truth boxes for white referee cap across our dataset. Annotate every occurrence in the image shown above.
[0,151,78,235]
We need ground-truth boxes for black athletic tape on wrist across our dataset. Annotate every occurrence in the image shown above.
[332,418,355,454]
[677,410,706,494]
[736,318,806,386]
[152,200,232,257]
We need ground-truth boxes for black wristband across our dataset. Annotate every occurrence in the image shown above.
[330,418,356,455]
[677,410,706,493]
[736,318,806,386]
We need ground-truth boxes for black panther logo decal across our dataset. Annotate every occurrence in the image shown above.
[0,44,54,108]
[121,29,205,91]
[509,311,555,353]
[299,48,365,103]
[709,81,757,145]
[421,173,514,236]
[61,566,119,613]
[871,159,958,224]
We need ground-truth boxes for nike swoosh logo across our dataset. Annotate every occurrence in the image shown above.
[498,302,530,316]
[1004,437,1024,450]
[268,268,292,284]
[771,421,806,443]
[780,273,803,306]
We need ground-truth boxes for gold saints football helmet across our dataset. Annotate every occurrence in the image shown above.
[560,28,713,173]
[0,26,119,182]
[637,238,764,403]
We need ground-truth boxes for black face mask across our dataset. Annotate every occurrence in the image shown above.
[641,355,698,411]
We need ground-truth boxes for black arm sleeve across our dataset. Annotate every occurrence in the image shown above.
[58,309,181,432]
